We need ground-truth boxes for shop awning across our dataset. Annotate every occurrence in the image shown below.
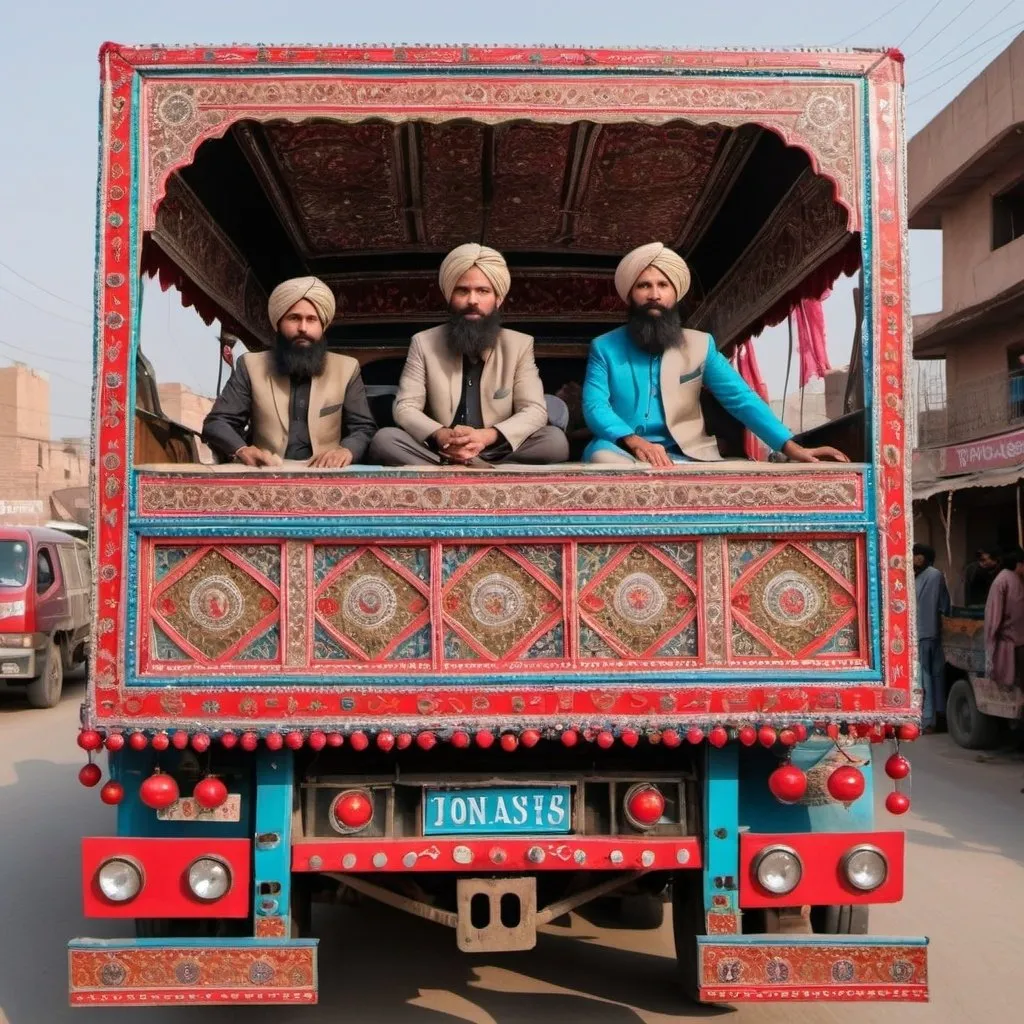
[913,464,1024,501]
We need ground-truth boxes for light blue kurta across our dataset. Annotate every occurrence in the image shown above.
[582,326,793,461]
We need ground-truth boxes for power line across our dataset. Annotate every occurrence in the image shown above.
[900,0,948,47]
[0,339,92,366]
[0,396,91,423]
[910,0,981,55]
[834,0,915,44]
[909,39,1012,104]
[0,285,91,328]
[916,17,1024,79]
[0,259,91,313]
[0,355,88,390]
[918,1,1016,72]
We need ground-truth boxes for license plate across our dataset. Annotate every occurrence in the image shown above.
[157,795,242,822]
[1,662,20,675]
[424,786,571,835]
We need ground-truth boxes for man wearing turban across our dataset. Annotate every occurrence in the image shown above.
[581,243,846,466]
[370,244,568,466]
[203,276,376,468]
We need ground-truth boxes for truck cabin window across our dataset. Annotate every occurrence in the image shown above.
[0,542,28,587]
[36,550,55,593]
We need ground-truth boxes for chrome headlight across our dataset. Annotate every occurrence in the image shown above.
[842,844,888,892]
[187,857,232,901]
[753,845,802,895]
[97,857,143,903]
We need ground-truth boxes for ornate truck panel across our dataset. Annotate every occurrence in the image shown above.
[134,535,871,677]
[96,464,898,732]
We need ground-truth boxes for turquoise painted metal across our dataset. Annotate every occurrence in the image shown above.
[252,747,294,935]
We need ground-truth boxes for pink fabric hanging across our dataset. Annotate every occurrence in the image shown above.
[793,292,832,387]
[735,341,770,461]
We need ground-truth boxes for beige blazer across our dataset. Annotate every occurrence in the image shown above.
[246,351,359,458]
[659,329,724,461]
[393,325,547,451]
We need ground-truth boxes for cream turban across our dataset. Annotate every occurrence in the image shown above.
[267,276,336,330]
[614,243,691,304]
[438,244,511,304]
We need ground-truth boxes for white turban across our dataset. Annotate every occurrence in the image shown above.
[438,244,511,304]
[267,276,336,330]
[614,243,691,304]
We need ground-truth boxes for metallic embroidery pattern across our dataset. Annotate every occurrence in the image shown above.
[443,546,563,661]
[188,575,246,632]
[314,547,431,661]
[578,543,698,659]
[728,540,862,661]
[232,544,282,585]
[152,547,280,662]
[138,472,864,518]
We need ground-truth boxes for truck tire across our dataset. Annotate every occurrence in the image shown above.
[812,904,868,934]
[25,639,63,709]
[947,678,1003,750]
[671,871,706,1002]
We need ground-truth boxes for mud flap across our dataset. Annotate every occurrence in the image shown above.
[68,937,318,1006]
[697,935,928,1002]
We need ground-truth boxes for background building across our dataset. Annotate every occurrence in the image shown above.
[910,33,1024,601]
[0,363,214,526]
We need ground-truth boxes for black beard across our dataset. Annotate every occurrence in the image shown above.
[273,331,327,379]
[446,308,502,359]
[626,301,683,355]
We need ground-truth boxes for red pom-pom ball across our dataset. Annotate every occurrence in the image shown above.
[827,765,865,804]
[768,764,807,804]
[885,791,911,815]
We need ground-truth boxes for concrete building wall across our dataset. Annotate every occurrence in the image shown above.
[0,365,89,525]
[908,32,1024,226]
[940,163,1024,314]
[945,321,1024,390]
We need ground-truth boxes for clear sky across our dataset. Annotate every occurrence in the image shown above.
[1,1,1020,440]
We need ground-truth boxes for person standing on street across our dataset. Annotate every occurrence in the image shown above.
[984,547,1024,695]
[913,543,951,733]
[963,547,999,607]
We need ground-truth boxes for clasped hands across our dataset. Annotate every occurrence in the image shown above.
[432,425,499,464]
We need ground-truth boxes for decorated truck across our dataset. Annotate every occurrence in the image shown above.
[69,42,927,1006]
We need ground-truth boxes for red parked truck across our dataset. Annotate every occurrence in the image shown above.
[0,525,90,707]
[68,42,927,1007]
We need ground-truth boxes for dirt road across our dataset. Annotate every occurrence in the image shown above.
[1,682,1019,1023]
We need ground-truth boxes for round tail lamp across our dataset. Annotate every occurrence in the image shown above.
[330,789,374,834]
[623,783,666,830]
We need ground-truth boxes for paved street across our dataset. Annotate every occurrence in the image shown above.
[1,681,1020,1023]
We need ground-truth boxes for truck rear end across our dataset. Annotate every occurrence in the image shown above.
[70,42,926,1007]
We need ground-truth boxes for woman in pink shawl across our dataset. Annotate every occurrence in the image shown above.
[984,548,1024,689]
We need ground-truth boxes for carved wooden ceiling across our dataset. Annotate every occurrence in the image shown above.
[153,116,857,346]
[233,119,728,258]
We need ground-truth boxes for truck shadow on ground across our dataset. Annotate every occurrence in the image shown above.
[309,899,728,1023]
[0,756,727,1024]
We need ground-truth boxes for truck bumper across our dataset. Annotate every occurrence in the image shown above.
[0,646,37,680]
[698,935,928,1002]
[68,938,318,1007]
